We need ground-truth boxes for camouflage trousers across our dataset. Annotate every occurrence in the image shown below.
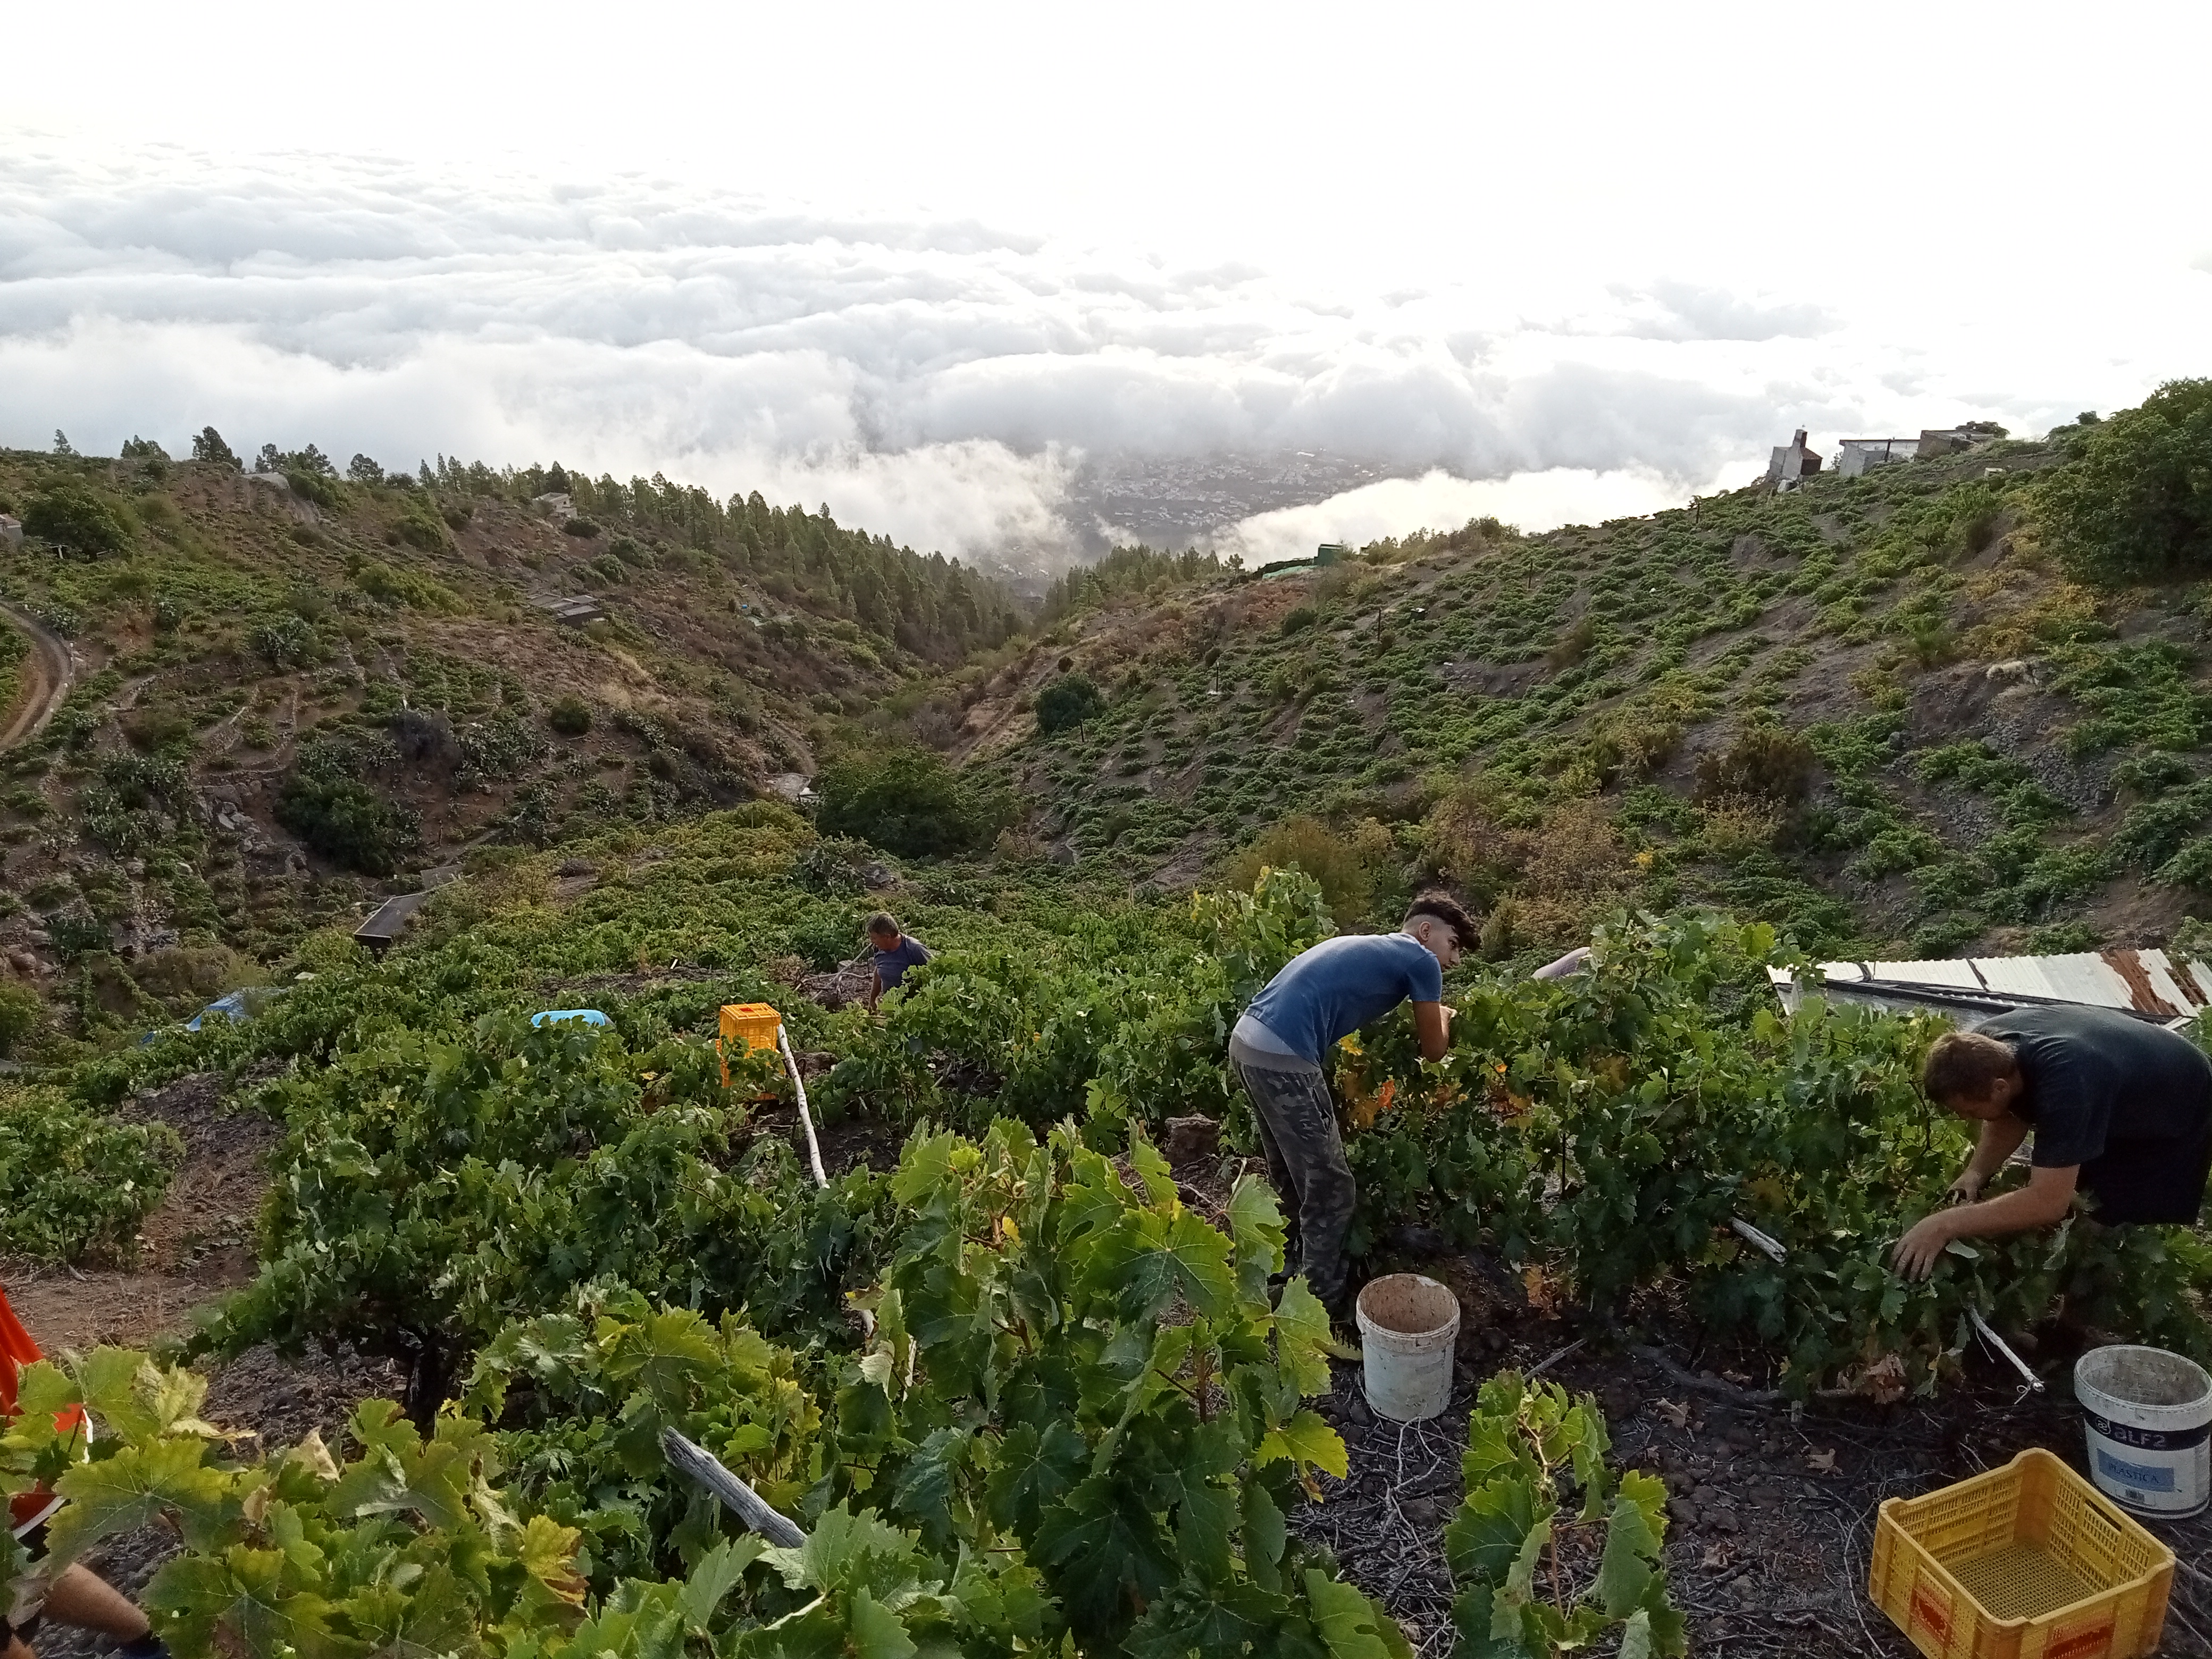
[1233,1058,1356,1318]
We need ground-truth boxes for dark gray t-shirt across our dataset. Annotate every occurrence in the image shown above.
[1978,1005,2212,1167]
[872,935,931,991]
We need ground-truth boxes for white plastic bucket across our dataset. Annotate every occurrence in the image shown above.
[1356,1273,1461,1422]
[2074,1344,2211,1519]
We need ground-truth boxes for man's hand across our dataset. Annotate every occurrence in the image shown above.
[1891,1211,1958,1280]
[1946,1171,1984,1206]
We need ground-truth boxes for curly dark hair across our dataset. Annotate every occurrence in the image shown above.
[1403,890,1479,951]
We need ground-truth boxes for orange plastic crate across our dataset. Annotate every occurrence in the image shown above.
[1869,1448,2173,1659]
[718,1002,783,1090]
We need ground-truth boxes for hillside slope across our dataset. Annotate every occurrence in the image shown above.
[0,443,1018,1042]
[946,429,2209,961]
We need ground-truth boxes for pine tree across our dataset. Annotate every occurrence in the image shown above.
[190,427,241,468]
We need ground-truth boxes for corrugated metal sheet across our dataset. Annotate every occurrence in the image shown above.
[1870,958,1988,991]
[354,890,434,949]
[1770,948,2212,1023]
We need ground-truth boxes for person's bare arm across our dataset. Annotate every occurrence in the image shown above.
[43,1564,152,1643]
[1412,1001,1451,1062]
[1893,1163,2079,1279]
[866,968,883,1013]
[1950,1115,2030,1203]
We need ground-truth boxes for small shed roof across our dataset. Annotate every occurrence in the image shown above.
[1769,948,2212,1024]
[355,890,434,947]
[533,594,604,624]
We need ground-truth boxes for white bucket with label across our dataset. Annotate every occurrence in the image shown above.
[1355,1273,1460,1422]
[2073,1344,2211,1519]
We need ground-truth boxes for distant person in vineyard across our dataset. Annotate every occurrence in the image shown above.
[864,912,931,1014]
[1230,892,1478,1320]
[1,1286,171,1659]
[1893,1006,2212,1279]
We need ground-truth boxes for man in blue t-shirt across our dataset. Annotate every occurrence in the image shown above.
[1230,891,1478,1319]
[864,912,931,1013]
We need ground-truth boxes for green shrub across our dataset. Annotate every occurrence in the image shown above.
[248,613,317,669]
[1279,604,1319,636]
[1035,671,1105,733]
[120,706,192,752]
[2037,378,2212,581]
[0,983,42,1059]
[353,558,454,610]
[816,745,1011,858]
[276,741,422,875]
[1546,615,1599,669]
[1694,724,1816,805]
[1225,814,1396,928]
[31,601,81,638]
[23,483,133,555]
[284,469,347,512]
[563,517,602,538]
[0,1086,179,1259]
[392,500,454,554]
[547,694,593,736]
[456,711,546,782]
[787,903,860,971]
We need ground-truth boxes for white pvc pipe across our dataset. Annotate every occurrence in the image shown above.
[1970,1305,2043,1392]
[1730,1217,1788,1263]
[777,1024,828,1189]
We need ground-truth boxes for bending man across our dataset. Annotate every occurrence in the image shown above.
[1229,892,1477,1319]
[1893,1004,2212,1279]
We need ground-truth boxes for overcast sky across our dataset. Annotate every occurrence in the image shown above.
[6,1,2209,567]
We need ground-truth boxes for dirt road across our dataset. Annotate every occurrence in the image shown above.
[0,598,74,749]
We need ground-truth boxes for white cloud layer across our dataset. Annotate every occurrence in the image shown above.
[3,31,2209,574]
[1210,470,1686,568]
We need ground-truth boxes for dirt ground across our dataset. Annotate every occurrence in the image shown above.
[4,1073,407,1659]
[3,1073,284,1355]
[1297,1305,2212,1658]
[0,601,73,752]
[1169,1152,2212,1659]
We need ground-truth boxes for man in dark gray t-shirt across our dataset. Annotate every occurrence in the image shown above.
[864,911,931,1013]
[1895,1003,2212,1277]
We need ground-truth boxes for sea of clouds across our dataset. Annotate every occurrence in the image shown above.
[0,141,2175,573]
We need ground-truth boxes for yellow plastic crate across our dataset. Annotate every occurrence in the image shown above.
[718,1002,783,1091]
[1870,1448,2173,1659]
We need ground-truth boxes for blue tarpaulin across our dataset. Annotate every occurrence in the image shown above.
[185,991,254,1031]
[531,1009,611,1028]
[142,988,267,1044]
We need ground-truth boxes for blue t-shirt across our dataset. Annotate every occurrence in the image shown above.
[872,935,931,990]
[1244,933,1444,1064]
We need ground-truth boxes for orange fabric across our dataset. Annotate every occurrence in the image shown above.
[2,1285,88,1538]
[0,1286,39,1420]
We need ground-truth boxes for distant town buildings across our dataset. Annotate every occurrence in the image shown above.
[1764,430,1822,492]
[1836,438,1917,479]
[1915,422,2008,458]
[1780,421,2011,486]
